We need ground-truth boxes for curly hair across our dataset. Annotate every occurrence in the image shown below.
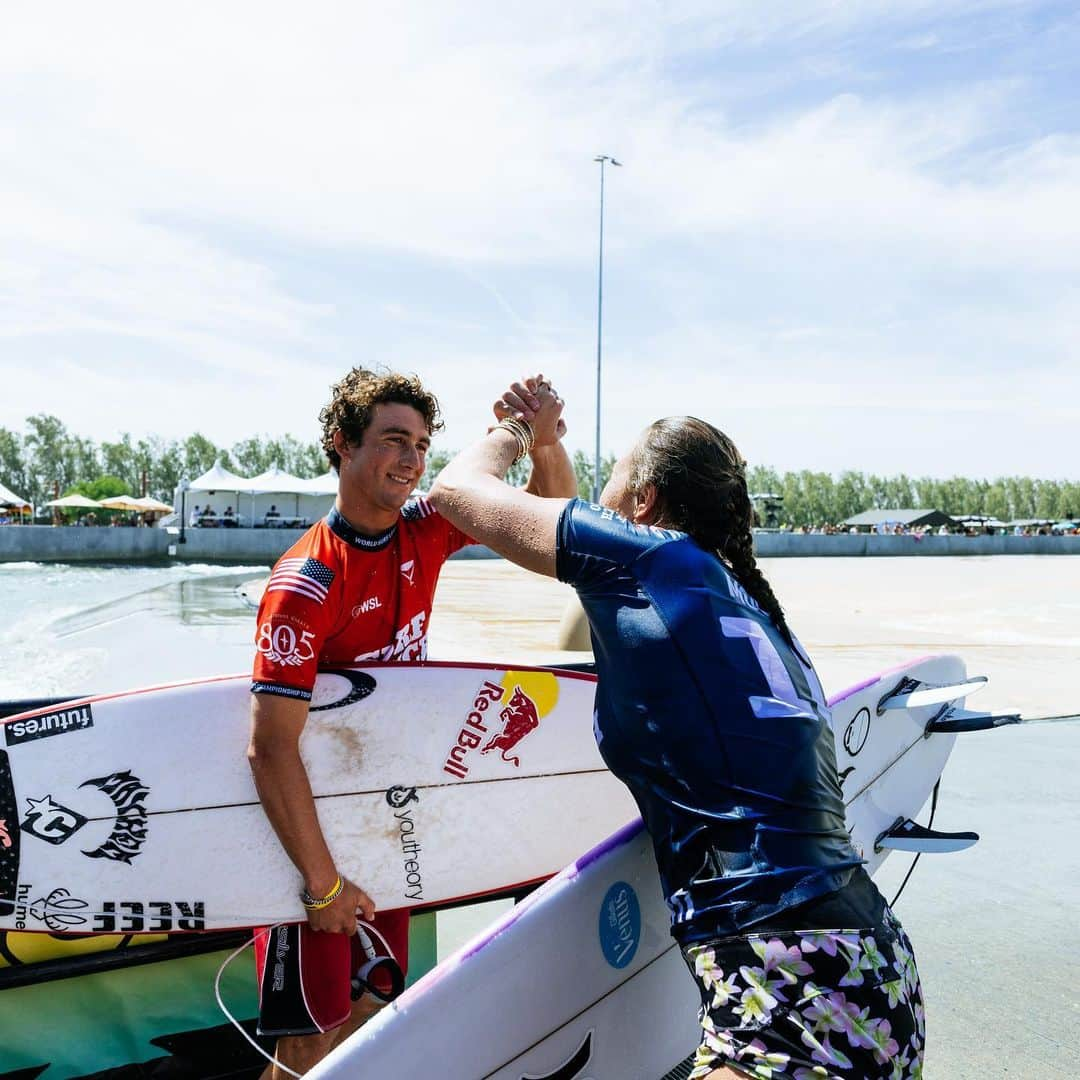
[319,367,444,469]
[628,416,793,645]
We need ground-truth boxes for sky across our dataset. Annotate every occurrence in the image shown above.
[2,1,1078,479]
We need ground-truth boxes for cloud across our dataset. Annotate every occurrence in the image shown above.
[1,2,1077,477]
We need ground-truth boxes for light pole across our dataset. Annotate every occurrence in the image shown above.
[593,154,621,502]
[178,476,190,544]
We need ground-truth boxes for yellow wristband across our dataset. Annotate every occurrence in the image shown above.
[301,875,343,910]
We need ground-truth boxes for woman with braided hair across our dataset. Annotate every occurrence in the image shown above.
[430,388,924,1080]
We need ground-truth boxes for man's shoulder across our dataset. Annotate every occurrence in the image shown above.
[400,495,440,525]
[274,518,342,570]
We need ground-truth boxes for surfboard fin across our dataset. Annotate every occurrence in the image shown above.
[875,818,979,854]
[877,675,987,714]
[927,708,1080,733]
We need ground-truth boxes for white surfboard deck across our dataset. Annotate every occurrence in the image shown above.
[0,663,634,933]
[309,655,971,1080]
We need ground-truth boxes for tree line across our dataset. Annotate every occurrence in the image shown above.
[1,415,1075,525]
[745,467,1079,527]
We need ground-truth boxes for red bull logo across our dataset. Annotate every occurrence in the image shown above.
[442,674,555,779]
[481,686,540,767]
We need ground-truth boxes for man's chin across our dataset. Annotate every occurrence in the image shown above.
[383,484,415,509]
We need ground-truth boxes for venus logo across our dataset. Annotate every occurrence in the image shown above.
[598,881,640,969]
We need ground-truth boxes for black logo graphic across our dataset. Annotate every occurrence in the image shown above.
[30,887,89,930]
[80,770,149,865]
[92,899,206,933]
[385,785,419,809]
[843,707,871,757]
[21,795,88,845]
[837,766,856,788]
[310,670,377,712]
[5,704,94,747]
[522,1030,593,1080]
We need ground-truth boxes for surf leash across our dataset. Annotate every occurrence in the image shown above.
[213,924,303,1079]
[927,708,1080,733]
[351,922,406,1003]
[888,780,939,910]
[211,918,405,1076]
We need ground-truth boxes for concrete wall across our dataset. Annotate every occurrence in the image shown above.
[0,526,500,564]
[2,524,1079,563]
[753,532,1080,557]
[0,525,166,563]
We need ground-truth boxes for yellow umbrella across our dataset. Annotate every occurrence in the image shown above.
[132,496,174,513]
[99,495,147,512]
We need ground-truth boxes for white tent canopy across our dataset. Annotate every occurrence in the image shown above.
[188,460,251,494]
[299,470,338,495]
[178,461,337,526]
[0,479,31,509]
[243,465,310,494]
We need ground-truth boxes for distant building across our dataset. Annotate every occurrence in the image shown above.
[841,509,954,532]
[750,492,784,530]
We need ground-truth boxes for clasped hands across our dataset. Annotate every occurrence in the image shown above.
[493,373,566,447]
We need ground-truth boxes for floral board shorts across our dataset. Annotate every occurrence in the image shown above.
[681,900,924,1079]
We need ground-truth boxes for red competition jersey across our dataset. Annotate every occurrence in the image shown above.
[251,499,472,701]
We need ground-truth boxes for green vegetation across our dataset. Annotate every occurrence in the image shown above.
[0,416,328,506]
[746,467,1080,528]
[1,415,1076,525]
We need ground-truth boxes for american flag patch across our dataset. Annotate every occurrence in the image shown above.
[267,557,335,604]
[402,497,436,521]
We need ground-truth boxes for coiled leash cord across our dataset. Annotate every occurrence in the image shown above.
[214,921,406,1078]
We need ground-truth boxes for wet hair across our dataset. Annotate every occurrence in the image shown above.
[319,367,444,469]
[628,416,793,643]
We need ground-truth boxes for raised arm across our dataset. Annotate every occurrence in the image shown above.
[431,383,568,578]
[494,374,577,499]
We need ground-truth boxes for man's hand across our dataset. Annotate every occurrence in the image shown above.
[305,876,375,935]
[494,374,567,441]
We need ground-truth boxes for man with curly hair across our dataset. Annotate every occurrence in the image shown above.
[247,367,575,1077]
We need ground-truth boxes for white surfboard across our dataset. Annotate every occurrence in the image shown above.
[0,663,634,933]
[309,656,975,1080]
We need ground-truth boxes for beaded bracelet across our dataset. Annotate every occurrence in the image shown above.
[301,875,343,910]
[497,416,535,462]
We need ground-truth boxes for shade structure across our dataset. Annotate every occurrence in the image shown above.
[99,495,147,512]
[44,494,103,509]
[299,470,338,495]
[242,465,309,494]
[188,460,250,493]
[0,480,31,509]
[132,496,174,513]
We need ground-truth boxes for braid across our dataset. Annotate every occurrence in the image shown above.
[631,416,794,645]
[721,501,794,646]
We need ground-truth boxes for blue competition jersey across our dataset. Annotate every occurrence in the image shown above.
[556,499,861,943]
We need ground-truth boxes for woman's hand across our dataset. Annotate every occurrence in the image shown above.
[529,380,566,447]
